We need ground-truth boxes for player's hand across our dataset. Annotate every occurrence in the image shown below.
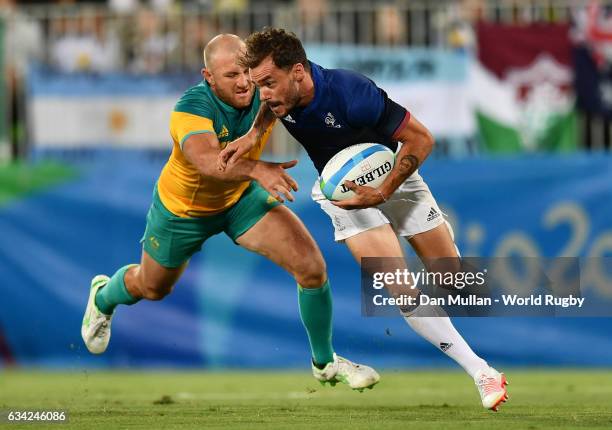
[253,160,299,203]
[332,181,386,209]
[217,134,256,171]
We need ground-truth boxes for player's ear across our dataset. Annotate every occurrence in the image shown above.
[293,63,305,82]
[203,68,214,86]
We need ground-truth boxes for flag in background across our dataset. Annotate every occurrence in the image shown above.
[573,1,612,119]
[474,22,577,153]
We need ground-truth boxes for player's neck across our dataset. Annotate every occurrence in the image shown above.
[297,73,315,107]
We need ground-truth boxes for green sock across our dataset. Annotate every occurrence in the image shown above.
[297,280,334,366]
[95,265,140,315]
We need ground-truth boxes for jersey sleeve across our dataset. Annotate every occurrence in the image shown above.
[377,92,411,141]
[171,87,216,149]
[170,111,215,149]
[346,76,410,141]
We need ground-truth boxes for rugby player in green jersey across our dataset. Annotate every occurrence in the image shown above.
[81,34,379,390]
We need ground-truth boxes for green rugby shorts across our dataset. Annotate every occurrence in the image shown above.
[141,181,280,268]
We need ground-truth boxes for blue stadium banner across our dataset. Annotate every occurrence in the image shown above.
[1,153,611,369]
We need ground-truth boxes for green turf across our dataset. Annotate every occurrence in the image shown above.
[0,370,611,429]
[0,161,77,206]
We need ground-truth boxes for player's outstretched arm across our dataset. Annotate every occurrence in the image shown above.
[183,132,298,202]
[217,103,276,171]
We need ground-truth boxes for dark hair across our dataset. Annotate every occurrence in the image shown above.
[241,27,309,71]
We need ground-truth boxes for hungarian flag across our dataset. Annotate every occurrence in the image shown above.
[474,22,577,153]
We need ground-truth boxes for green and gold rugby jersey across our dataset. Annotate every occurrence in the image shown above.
[158,81,274,217]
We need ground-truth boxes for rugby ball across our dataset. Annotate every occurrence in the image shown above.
[320,143,395,201]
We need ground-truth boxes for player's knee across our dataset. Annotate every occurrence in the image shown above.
[294,254,327,288]
[139,281,174,301]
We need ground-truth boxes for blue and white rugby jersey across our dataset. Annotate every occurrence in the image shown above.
[280,61,410,174]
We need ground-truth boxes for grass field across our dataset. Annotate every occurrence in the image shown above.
[1,370,611,429]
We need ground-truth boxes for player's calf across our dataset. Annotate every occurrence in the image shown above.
[125,265,175,301]
[136,281,174,301]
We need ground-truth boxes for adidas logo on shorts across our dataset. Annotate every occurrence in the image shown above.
[439,342,453,352]
[427,207,440,222]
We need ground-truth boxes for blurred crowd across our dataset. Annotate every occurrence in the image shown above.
[5,0,602,76]
[0,0,537,76]
[0,0,488,158]
[1,0,609,158]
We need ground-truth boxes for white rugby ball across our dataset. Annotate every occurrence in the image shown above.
[320,143,395,201]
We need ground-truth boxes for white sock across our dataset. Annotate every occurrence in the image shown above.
[403,304,488,378]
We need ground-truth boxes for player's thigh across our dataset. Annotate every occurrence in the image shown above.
[235,205,326,286]
[344,224,405,261]
[345,224,413,293]
[407,222,461,275]
[344,224,422,298]
[313,179,408,277]
[379,179,457,269]
[138,185,224,291]
[408,221,459,259]
[226,181,325,285]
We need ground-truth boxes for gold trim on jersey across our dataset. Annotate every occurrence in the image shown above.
[169,111,215,149]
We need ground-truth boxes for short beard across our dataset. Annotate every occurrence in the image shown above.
[285,79,301,112]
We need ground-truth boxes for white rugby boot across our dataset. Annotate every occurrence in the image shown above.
[474,366,509,411]
[81,275,113,354]
[312,353,380,391]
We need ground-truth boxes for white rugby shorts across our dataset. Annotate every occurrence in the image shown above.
[311,170,446,242]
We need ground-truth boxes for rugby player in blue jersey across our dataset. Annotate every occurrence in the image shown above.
[81,34,379,391]
[219,28,509,411]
